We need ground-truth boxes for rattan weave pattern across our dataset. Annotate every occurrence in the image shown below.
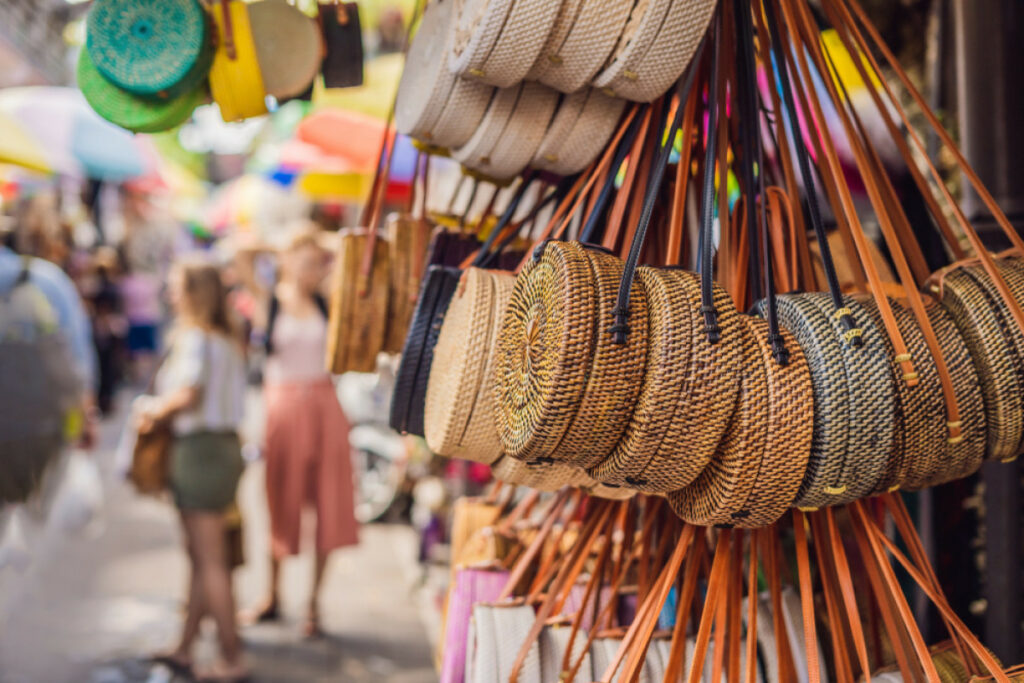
[525,0,586,81]
[537,0,635,94]
[490,455,594,491]
[394,0,456,140]
[532,90,589,171]
[727,316,814,527]
[469,0,564,87]
[937,267,1023,461]
[534,89,626,176]
[449,0,515,76]
[668,313,766,526]
[493,241,597,462]
[424,268,501,462]
[806,293,895,503]
[426,79,496,150]
[901,300,987,488]
[470,82,559,180]
[452,84,522,169]
[553,245,649,470]
[384,214,428,353]
[592,0,673,95]
[764,294,849,509]
[326,229,390,374]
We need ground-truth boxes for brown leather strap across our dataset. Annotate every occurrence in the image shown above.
[727,530,745,683]
[807,513,855,683]
[604,106,654,252]
[687,529,733,683]
[763,527,797,683]
[823,508,872,680]
[560,511,615,676]
[745,532,759,683]
[664,531,708,682]
[619,100,662,258]
[667,93,699,266]
[791,511,821,683]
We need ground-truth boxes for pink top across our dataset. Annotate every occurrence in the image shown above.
[120,272,162,324]
[264,311,330,385]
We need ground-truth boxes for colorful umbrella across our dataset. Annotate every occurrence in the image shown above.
[0,87,155,181]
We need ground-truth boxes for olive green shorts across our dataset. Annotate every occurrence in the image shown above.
[170,432,244,512]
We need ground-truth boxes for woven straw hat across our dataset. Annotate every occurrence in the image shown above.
[493,241,596,462]
[592,0,717,102]
[805,293,895,503]
[325,229,390,374]
[77,50,204,134]
[396,0,495,149]
[533,89,626,176]
[247,0,323,100]
[424,268,516,463]
[590,271,742,492]
[934,266,1023,461]
[534,0,635,94]
[725,316,813,528]
[450,0,563,87]
[763,294,851,509]
[461,82,560,180]
[668,314,767,526]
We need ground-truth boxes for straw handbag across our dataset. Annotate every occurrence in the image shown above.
[424,268,516,463]
[440,567,510,683]
[449,0,562,88]
[396,0,494,149]
[86,0,212,100]
[325,228,390,374]
[532,89,626,177]
[489,456,594,492]
[592,0,717,102]
[208,0,268,122]
[247,0,323,101]
[468,603,541,683]
[383,212,431,354]
[529,0,634,94]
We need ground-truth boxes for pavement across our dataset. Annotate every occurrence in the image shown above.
[0,392,440,683]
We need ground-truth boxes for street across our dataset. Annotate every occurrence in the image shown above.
[0,397,439,683]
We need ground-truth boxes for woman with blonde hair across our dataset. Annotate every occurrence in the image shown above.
[140,257,248,682]
[236,225,358,637]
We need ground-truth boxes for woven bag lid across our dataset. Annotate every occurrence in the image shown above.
[535,0,635,94]
[451,84,523,169]
[248,0,323,100]
[425,78,496,150]
[533,88,625,176]
[77,50,203,134]
[591,0,673,94]
[463,82,559,180]
[86,0,211,99]
[593,0,716,102]
[395,0,460,140]
[456,0,563,87]
[209,0,268,122]
[524,0,586,81]
[449,0,516,77]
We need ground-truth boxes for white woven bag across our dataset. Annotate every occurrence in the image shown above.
[476,82,558,179]
[396,0,494,149]
[533,0,635,94]
[594,0,717,102]
[450,0,564,87]
[533,88,626,176]
[448,0,515,76]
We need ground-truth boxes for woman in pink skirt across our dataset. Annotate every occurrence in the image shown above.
[238,229,358,637]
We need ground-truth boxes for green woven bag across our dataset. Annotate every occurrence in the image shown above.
[86,0,212,100]
[78,50,204,134]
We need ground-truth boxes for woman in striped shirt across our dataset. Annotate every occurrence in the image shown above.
[138,257,248,682]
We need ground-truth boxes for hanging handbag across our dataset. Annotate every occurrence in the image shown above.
[319,2,364,88]
[208,0,268,122]
[440,567,511,683]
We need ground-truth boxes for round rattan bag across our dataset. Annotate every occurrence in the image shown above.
[931,265,1023,462]
[532,89,626,177]
[325,229,390,374]
[424,268,516,463]
[490,455,594,492]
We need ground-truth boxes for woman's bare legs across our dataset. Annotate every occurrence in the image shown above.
[303,552,330,638]
[181,511,246,673]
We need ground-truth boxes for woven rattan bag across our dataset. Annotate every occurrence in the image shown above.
[424,268,516,463]
[532,89,626,177]
[383,212,431,354]
[325,228,391,374]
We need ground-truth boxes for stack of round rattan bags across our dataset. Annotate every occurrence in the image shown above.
[395,0,717,180]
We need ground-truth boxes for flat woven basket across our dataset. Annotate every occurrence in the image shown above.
[424,269,515,463]
[384,213,431,354]
[452,0,563,88]
[462,82,559,181]
[77,50,204,134]
[763,294,851,510]
[86,0,212,99]
[590,269,742,492]
[592,0,717,102]
[534,0,635,94]
[325,229,391,374]
[532,89,626,176]
[248,0,323,100]
[493,241,597,463]
[389,265,462,436]
[546,244,649,471]
[719,316,813,528]
[668,313,767,526]
[805,293,895,504]
[933,266,1023,462]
